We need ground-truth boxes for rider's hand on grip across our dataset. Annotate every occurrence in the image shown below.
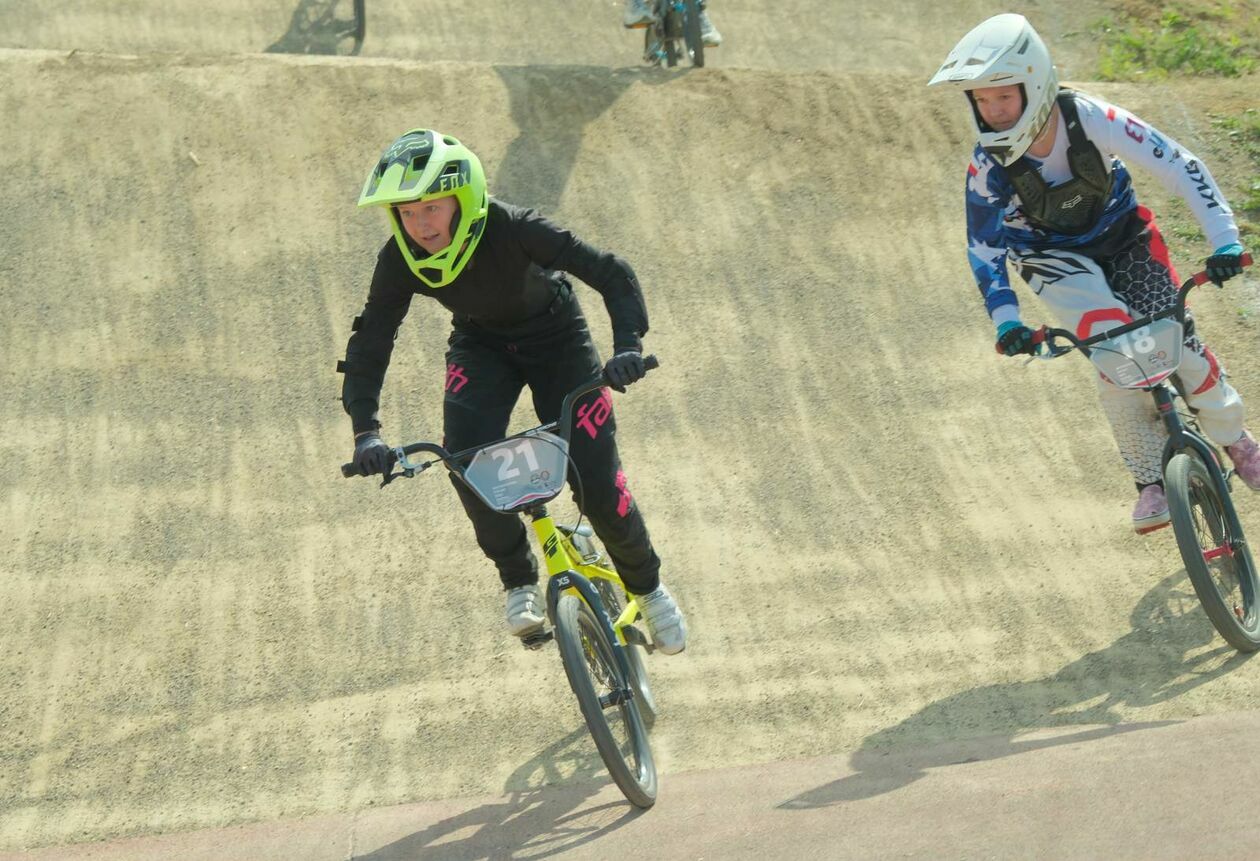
[1205,243,1248,285]
[995,321,1039,357]
[351,432,392,477]
[604,351,647,393]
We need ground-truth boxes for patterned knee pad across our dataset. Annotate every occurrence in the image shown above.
[1098,383,1166,486]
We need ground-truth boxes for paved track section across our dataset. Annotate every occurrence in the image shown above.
[2,0,1110,75]
[2,19,1260,858]
[7,709,1260,859]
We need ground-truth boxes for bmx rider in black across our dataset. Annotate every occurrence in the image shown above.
[339,129,688,655]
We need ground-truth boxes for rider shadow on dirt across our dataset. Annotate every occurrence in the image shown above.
[266,0,364,56]
[781,567,1254,809]
[355,728,645,860]
[494,67,671,214]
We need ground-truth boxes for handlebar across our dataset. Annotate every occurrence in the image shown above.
[1032,253,1252,358]
[340,354,660,479]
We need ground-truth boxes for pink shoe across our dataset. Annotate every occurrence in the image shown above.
[1133,484,1170,534]
[1227,430,1260,491]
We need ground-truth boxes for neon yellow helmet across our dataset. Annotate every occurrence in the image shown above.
[358,129,489,287]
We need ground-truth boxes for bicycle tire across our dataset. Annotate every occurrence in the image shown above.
[663,6,679,67]
[594,579,658,727]
[554,594,658,807]
[1166,451,1260,651]
[642,19,658,65]
[352,0,365,46]
[681,0,704,67]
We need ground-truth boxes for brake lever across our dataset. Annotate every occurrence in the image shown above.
[378,450,435,488]
[378,448,410,488]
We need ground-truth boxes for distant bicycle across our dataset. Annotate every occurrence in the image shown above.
[341,359,662,807]
[350,0,365,54]
[1029,254,1258,650]
[642,0,704,68]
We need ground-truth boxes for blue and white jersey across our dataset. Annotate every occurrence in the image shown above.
[965,91,1239,327]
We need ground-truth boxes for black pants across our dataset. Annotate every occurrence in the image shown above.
[442,293,661,595]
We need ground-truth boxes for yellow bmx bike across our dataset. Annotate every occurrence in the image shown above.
[341,358,661,807]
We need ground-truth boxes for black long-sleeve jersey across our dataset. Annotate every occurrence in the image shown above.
[339,199,650,433]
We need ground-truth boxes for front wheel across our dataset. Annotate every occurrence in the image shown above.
[554,594,658,807]
[681,0,704,67]
[1166,451,1260,651]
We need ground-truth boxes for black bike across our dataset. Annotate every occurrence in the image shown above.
[642,0,704,68]
[1031,255,1258,650]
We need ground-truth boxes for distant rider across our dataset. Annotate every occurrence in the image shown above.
[623,0,722,47]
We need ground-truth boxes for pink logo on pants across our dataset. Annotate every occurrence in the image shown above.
[615,470,633,517]
[576,388,613,440]
[445,363,469,393]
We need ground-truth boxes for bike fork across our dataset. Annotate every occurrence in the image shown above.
[545,571,640,699]
[1160,388,1250,554]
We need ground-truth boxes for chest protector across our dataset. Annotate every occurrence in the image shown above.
[1005,91,1113,235]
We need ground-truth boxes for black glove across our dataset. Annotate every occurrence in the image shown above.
[995,322,1038,357]
[1205,242,1246,285]
[352,432,392,476]
[604,351,646,393]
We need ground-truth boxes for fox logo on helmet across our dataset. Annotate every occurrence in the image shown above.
[364,131,438,196]
[427,161,471,194]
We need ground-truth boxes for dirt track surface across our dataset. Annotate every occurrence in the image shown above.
[3,2,1260,855]
[1,0,1110,76]
[9,709,1260,860]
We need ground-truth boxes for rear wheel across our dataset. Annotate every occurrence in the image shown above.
[664,16,679,67]
[642,19,660,65]
[554,594,657,807]
[641,2,677,67]
[681,0,704,67]
[1166,452,1260,651]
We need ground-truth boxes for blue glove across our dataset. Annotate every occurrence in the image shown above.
[995,320,1038,357]
[1205,242,1246,284]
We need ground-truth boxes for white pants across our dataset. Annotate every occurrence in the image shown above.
[1013,246,1245,486]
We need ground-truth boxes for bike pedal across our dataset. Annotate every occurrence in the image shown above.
[519,628,554,650]
[601,687,634,707]
[621,626,651,648]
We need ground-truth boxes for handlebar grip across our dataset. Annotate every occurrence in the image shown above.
[643,354,660,371]
[341,462,356,478]
[1193,251,1254,286]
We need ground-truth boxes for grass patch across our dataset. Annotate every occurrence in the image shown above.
[1092,4,1259,80]
[1210,109,1260,235]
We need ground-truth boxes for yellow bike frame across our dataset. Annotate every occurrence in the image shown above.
[530,513,643,647]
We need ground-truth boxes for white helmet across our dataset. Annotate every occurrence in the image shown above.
[927,13,1058,166]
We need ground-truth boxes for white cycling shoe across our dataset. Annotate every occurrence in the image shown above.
[698,10,722,47]
[505,584,545,636]
[635,585,688,655]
